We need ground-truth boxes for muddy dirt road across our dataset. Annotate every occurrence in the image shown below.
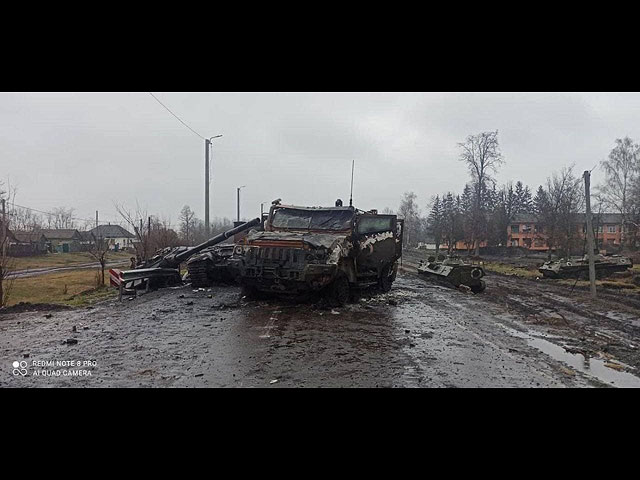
[2,267,640,387]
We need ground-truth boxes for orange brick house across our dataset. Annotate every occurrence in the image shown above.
[507,213,626,252]
[443,213,629,253]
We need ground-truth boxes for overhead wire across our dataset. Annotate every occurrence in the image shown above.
[148,92,205,140]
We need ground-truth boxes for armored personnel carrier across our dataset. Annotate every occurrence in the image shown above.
[417,254,486,293]
[226,200,404,305]
[538,254,633,279]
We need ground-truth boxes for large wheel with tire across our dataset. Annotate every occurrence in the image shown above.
[327,273,350,307]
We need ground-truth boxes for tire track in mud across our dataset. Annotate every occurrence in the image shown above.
[390,275,580,387]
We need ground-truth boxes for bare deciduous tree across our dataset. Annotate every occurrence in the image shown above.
[52,206,76,229]
[11,206,43,232]
[597,137,640,246]
[88,232,110,286]
[115,201,150,262]
[458,130,504,255]
[538,165,584,259]
[0,182,17,307]
[398,192,420,248]
[179,205,196,245]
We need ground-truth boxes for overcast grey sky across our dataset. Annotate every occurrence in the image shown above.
[1,92,639,229]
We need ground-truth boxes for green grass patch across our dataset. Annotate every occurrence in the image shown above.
[482,262,540,279]
[6,268,117,307]
[10,251,132,271]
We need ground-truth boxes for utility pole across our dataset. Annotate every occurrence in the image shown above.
[1,198,5,307]
[205,139,210,237]
[349,160,355,207]
[237,185,246,223]
[1,198,6,254]
[205,135,223,237]
[95,210,98,230]
[584,170,597,298]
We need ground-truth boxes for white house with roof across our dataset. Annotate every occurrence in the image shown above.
[89,224,136,251]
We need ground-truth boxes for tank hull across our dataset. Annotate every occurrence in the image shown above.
[539,255,633,279]
[417,257,486,293]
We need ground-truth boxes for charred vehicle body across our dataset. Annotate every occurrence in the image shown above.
[186,244,236,287]
[110,218,261,295]
[418,255,486,293]
[227,201,403,305]
[538,254,633,279]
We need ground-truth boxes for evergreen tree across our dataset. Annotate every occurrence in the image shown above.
[533,185,548,215]
[514,181,534,214]
[427,195,443,253]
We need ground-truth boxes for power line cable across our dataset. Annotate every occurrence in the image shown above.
[5,201,126,227]
[148,92,204,140]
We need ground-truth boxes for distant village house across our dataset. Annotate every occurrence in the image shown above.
[39,229,83,253]
[89,224,135,251]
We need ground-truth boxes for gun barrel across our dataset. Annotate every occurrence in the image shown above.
[172,217,261,264]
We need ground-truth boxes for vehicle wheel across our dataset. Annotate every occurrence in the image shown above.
[327,274,350,306]
[378,265,393,293]
[470,280,486,294]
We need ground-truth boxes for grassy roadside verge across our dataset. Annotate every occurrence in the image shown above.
[5,268,118,308]
[483,261,640,292]
[10,251,132,271]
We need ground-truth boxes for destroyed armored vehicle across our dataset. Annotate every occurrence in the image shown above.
[417,254,486,293]
[227,201,404,305]
[538,254,633,279]
[109,218,261,294]
[186,244,236,287]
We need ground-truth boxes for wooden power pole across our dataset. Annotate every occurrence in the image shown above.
[584,170,597,298]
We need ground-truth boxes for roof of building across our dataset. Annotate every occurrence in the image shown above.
[38,229,81,240]
[89,224,135,239]
[77,231,94,242]
[12,231,46,243]
[511,213,539,223]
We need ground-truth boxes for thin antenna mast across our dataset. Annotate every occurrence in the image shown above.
[349,160,355,207]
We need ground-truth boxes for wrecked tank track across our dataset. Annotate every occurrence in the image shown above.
[187,261,212,288]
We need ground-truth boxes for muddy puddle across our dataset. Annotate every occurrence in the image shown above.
[500,325,640,388]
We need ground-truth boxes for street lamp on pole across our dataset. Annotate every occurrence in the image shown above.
[205,134,223,237]
[237,185,246,223]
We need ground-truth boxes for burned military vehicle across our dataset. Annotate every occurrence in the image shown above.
[417,254,486,293]
[227,201,403,305]
[538,254,633,279]
[110,218,261,294]
[186,244,236,287]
